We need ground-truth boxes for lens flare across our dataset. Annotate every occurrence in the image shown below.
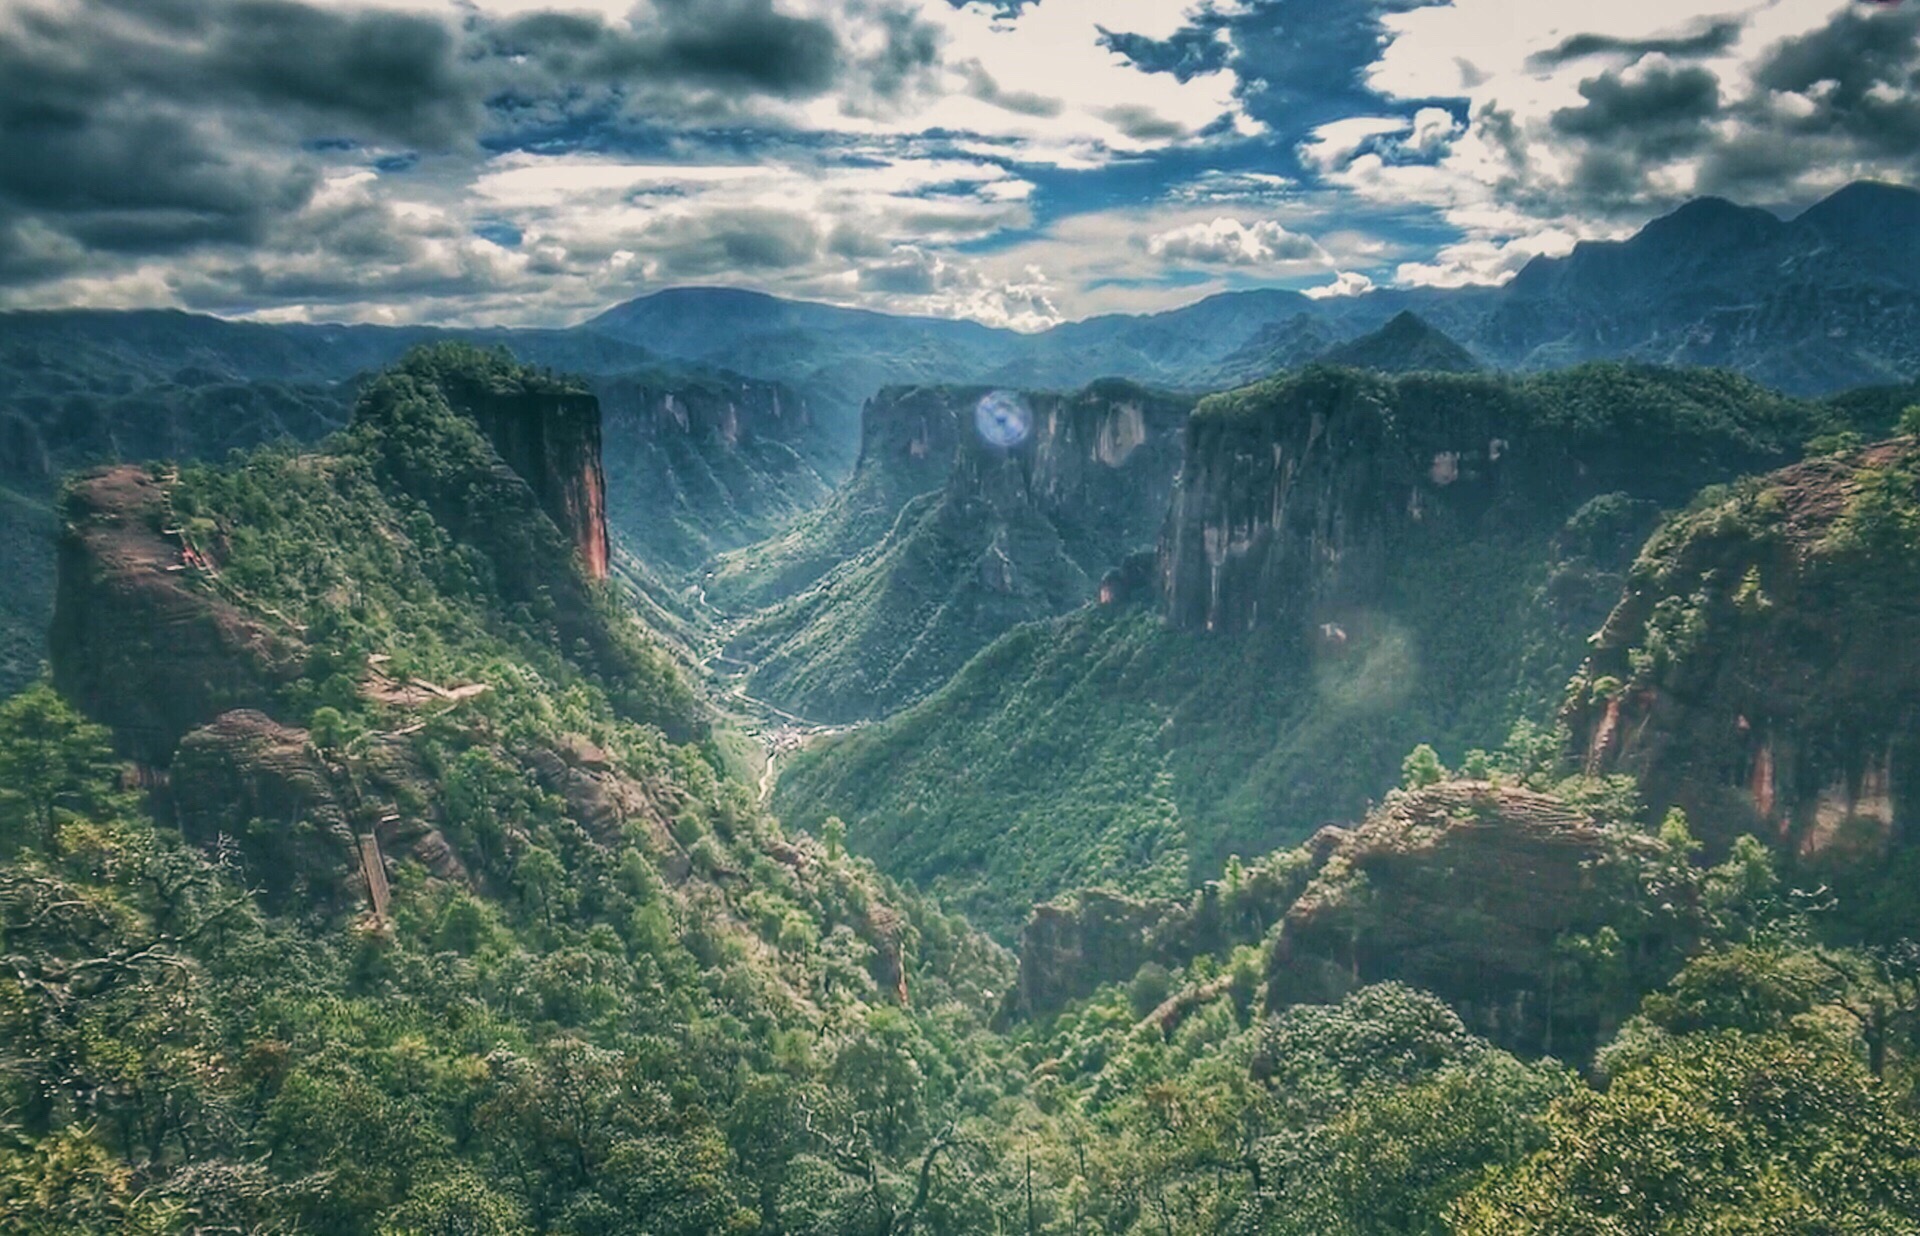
[975,390,1032,448]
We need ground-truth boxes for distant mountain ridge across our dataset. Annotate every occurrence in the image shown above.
[1315,311,1480,374]
[5,180,1917,457]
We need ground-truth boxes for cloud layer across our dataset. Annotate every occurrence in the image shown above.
[0,0,1915,325]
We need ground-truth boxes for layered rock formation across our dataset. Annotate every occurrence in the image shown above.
[1569,438,1920,855]
[170,709,468,909]
[46,350,714,910]
[1157,367,1809,635]
[51,467,307,764]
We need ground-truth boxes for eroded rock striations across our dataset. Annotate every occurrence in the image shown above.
[1568,438,1920,856]
[1157,367,1808,635]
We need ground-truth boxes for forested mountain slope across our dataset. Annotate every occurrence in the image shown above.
[723,381,1192,722]
[8,348,1920,1234]
[776,364,1838,931]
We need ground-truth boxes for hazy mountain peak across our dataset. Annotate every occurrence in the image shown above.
[1316,310,1480,374]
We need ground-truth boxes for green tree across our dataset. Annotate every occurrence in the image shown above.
[0,683,121,852]
[1454,1031,1920,1232]
[1400,744,1446,790]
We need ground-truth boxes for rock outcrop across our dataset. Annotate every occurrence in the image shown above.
[170,709,467,909]
[437,374,610,580]
[50,467,307,764]
[1007,779,1691,1055]
[525,733,692,882]
[1568,438,1920,855]
[1157,367,1809,635]
[1264,781,1680,1057]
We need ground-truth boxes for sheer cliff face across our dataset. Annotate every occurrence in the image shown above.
[946,382,1189,553]
[460,388,610,580]
[598,375,812,449]
[1569,441,1920,856]
[1155,368,1808,636]
[1159,372,1536,634]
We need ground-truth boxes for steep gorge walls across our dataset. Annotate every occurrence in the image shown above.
[704,384,979,613]
[778,365,1829,931]
[593,372,830,575]
[723,380,1193,722]
[1159,366,1809,638]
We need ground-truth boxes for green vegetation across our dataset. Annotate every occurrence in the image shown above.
[707,382,1188,722]
[774,363,1866,933]
[13,643,1920,1235]
[10,345,1920,1232]
[168,346,701,743]
[0,337,353,694]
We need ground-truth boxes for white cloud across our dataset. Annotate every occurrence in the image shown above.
[1146,217,1322,265]
[1298,117,1411,174]
[1404,107,1462,158]
[1303,270,1374,299]
[1318,0,1920,293]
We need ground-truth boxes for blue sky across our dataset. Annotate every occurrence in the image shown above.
[0,0,1915,327]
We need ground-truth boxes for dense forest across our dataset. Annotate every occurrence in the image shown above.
[6,345,1920,1234]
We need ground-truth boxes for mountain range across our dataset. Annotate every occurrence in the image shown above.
[12,315,1920,1232]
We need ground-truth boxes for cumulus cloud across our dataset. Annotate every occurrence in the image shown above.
[8,0,1920,325]
[1303,270,1374,299]
[0,0,1271,321]
[1339,0,1920,290]
[1147,217,1322,265]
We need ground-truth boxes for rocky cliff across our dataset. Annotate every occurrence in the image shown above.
[1158,366,1815,635]
[726,380,1193,721]
[593,371,831,574]
[50,466,308,765]
[1005,778,1693,1057]
[1568,438,1920,856]
[779,365,1832,930]
[47,348,711,914]
[1263,781,1682,1057]
[426,363,611,581]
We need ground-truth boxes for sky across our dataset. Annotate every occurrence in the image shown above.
[0,0,1916,328]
